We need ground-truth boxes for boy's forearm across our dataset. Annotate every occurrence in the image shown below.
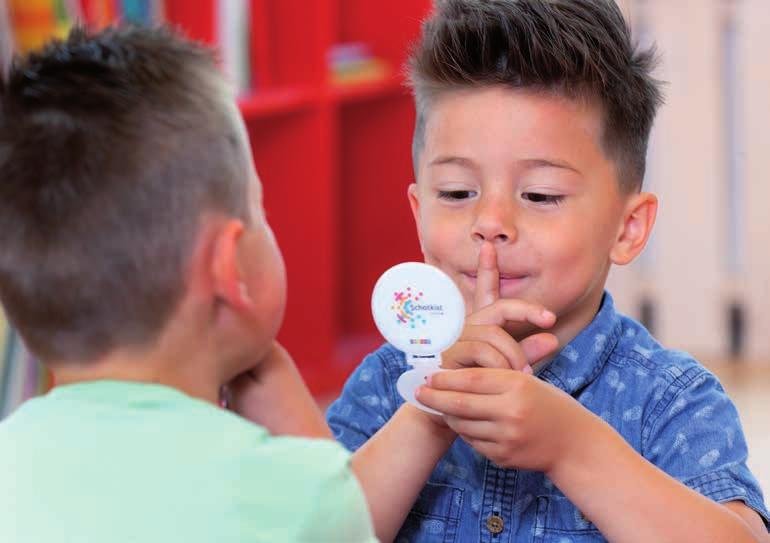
[548,414,763,543]
[351,405,456,543]
[229,344,332,439]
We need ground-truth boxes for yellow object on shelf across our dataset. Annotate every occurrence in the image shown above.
[330,58,390,86]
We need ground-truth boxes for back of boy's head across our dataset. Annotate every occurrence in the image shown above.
[408,0,663,192]
[0,26,250,363]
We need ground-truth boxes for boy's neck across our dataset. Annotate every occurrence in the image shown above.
[553,287,606,348]
[52,349,224,405]
[518,285,607,370]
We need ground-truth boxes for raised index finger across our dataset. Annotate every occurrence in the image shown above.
[473,241,499,311]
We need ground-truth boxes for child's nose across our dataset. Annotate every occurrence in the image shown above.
[471,195,517,244]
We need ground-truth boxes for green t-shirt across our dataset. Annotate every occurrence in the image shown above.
[0,380,377,542]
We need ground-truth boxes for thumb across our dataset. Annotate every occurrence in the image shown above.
[518,332,559,370]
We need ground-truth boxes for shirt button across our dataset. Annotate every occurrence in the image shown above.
[486,514,504,535]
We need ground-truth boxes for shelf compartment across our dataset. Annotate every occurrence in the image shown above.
[238,87,320,120]
[330,74,409,105]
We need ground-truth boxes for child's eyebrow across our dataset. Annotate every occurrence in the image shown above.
[428,155,582,176]
[519,158,581,175]
[428,155,477,170]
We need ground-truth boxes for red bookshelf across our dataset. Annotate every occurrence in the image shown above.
[330,75,408,104]
[163,1,431,396]
[237,87,318,119]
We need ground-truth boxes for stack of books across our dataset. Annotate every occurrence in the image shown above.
[1,0,253,94]
[3,0,165,54]
[5,0,74,54]
[328,42,390,86]
[80,0,165,29]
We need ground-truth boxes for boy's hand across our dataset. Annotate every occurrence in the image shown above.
[416,367,601,474]
[226,341,332,438]
[441,242,558,372]
[225,341,292,420]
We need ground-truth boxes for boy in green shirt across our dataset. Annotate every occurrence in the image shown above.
[0,26,556,542]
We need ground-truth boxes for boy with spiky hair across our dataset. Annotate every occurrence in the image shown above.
[328,1,770,540]
[0,25,560,543]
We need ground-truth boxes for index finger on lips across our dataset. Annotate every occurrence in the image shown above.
[473,241,499,311]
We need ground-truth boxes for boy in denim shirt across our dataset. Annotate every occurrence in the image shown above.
[328,1,770,540]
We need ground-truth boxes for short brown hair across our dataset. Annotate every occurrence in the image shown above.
[408,0,663,191]
[0,26,249,363]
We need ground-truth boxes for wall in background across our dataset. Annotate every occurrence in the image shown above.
[609,0,770,364]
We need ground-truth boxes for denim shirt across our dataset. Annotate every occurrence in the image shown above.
[328,292,770,542]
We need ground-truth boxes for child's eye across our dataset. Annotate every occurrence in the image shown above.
[522,192,564,205]
[438,190,477,200]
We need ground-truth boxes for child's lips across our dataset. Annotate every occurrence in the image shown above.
[461,271,531,296]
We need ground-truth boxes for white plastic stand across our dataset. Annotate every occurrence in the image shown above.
[371,263,465,415]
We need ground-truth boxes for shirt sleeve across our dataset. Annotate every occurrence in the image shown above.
[295,439,380,543]
[252,436,379,543]
[642,368,770,530]
[327,347,402,452]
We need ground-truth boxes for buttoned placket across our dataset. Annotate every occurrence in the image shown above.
[479,460,517,542]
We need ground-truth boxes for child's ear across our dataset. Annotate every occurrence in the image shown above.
[407,183,427,254]
[211,220,254,312]
[610,192,658,266]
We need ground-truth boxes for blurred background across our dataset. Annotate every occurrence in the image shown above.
[0,0,767,492]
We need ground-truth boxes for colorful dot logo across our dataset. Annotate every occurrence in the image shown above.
[391,287,428,329]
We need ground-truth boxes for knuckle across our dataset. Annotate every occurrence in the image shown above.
[490,325,510,340]
[493,353,509,369]
[470,342,489,360]
[467,370,484,386]
[509,373,526,391]
[451,395,467,411]
[501,412,519,428]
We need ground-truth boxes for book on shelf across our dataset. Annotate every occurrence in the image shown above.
[6,0,74,54]
[4,1,167,56]
[2,1,253,92]
[0,323,50,421]
[120,0,164,25]
[0,0,12,76]
[328,42,391,86]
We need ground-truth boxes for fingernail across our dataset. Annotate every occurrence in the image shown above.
[425,374,433,386]
[542,309,555,320]
[523,365,533,375]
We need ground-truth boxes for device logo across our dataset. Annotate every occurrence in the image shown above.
[391,287,444,331]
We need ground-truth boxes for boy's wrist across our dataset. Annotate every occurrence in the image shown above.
[400,404,457,444]
[545,409,623,487]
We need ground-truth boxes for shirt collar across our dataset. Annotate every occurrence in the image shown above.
[538,291,622,396]
[48,379,194,406]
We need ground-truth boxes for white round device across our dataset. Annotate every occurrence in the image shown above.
[371,262,465,414]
